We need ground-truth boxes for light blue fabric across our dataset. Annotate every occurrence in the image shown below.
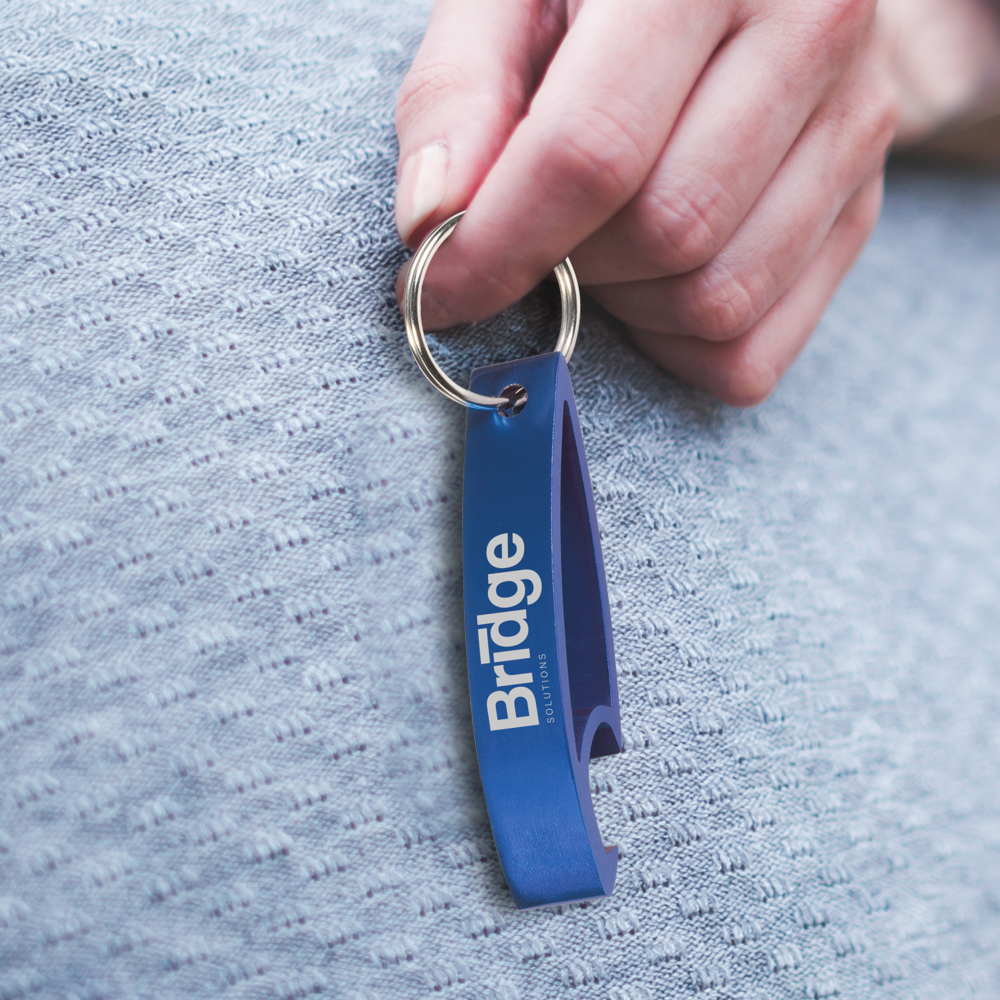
[2,3,1000,998]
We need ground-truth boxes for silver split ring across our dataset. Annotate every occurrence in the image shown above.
[402,211,581,409]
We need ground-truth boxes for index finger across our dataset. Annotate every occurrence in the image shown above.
[417,0,734,328]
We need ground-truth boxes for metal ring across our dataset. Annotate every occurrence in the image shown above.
[403,211,581,409]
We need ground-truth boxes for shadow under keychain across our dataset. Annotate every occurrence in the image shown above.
[403,213,621,909]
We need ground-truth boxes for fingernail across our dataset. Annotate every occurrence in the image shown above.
[395,142,449,245]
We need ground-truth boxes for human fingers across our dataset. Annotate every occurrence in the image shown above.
[412,0,734,329]
[586,37,897,339]
[569,0,878,285]
[394,0,563,248]
[626,173,884,407]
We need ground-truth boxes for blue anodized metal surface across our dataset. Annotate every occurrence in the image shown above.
[463,351,622,909]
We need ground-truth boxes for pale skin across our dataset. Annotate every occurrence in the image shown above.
[395,0,1000,406]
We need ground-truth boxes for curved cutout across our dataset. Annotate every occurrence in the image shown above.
[561,401,618,761]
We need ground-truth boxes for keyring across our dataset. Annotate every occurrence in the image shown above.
[402,211,581,410]
[401,209,622,909]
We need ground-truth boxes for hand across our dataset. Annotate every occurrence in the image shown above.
[394,0,898,406]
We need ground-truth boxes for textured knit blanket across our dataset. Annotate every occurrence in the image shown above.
[2,3,1000,998]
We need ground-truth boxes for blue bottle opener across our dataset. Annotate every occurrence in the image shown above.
[402,212,622,909]
[463,352,621,909]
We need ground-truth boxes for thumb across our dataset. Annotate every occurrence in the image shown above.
[394,0,562,247]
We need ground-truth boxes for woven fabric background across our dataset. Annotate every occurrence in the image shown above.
[2,2,1000,998]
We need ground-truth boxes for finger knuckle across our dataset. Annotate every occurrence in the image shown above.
[843,43,900,144]
[680,263,762,342]
[642,176,736,274]
[714,355,779,408]
[396,62,469,127]
[843,175,884,238]
[861,84,900,158]
[544,107,647,209]
[820,55,898,184]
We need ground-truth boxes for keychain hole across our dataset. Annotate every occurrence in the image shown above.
[498,384,528,417]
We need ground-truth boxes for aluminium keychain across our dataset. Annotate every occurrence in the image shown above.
[404,212,621,909]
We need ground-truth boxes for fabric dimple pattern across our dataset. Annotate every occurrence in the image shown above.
[2,3,1000,998]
